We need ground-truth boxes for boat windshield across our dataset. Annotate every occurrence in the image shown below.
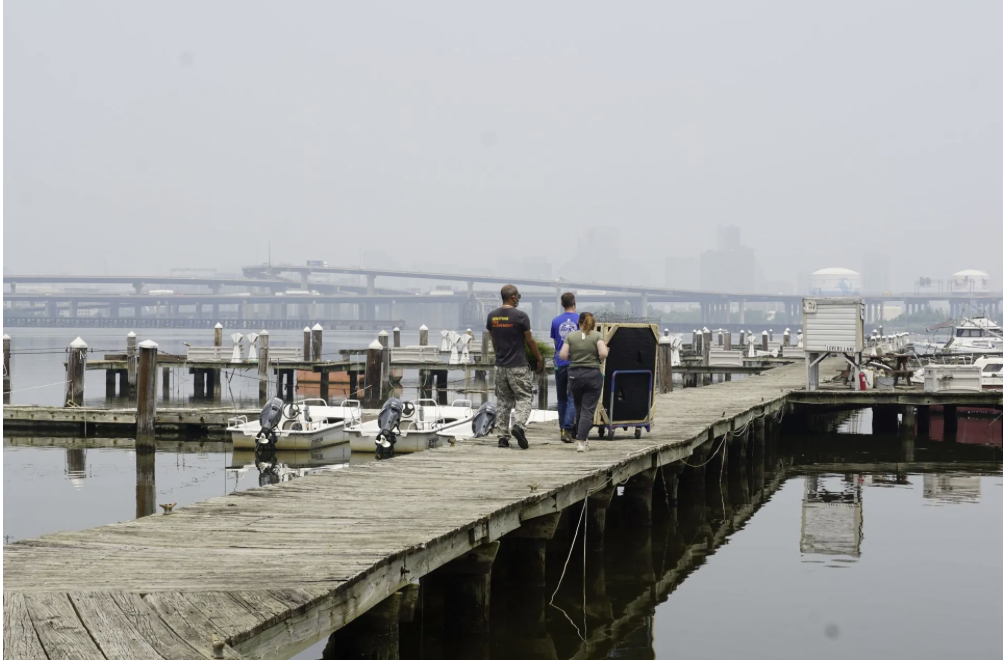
[956,328,986,337]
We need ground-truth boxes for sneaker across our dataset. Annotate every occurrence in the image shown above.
[497,437,510,448]
[560,429,574,443]
[512,425,529,450]
[576,441,587,452]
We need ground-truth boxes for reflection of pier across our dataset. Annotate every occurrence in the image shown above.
[923,474,981,503]
[800,475,863,557]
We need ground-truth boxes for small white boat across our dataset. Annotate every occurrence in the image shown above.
[975,356,1004,390]
[913,316,1003,356]
[347,399,474,453]
[227,399,361,451]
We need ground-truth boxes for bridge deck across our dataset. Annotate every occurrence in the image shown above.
[4,362,819,660]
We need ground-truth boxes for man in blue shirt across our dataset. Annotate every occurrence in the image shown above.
[551,292,579,442]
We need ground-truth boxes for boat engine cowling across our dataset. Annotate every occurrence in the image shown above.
[256,397,285,448]
[471,402,498,438]
[375,397,404,458]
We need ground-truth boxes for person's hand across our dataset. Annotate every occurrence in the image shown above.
[535,358,544,373]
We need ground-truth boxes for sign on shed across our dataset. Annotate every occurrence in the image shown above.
[802,298,864,354]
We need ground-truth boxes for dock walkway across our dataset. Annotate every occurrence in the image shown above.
[5,362,821,659]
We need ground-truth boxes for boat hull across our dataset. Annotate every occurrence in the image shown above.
[231,424,349,451]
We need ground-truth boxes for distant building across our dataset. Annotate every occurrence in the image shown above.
[862,252,890,294]
[951,269,990,293]
[809,268,862,296]
[699,226,755,293]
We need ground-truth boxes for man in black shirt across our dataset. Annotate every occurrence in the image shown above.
[485,284,543,449]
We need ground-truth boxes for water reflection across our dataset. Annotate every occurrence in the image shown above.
[136,451,157,518]
[294,433,1000,660]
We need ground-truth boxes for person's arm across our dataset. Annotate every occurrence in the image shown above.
[525,330,544,372]
[559,341,570,362]
[597,339,609,360]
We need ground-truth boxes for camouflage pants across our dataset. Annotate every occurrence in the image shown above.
[495,365,534,436]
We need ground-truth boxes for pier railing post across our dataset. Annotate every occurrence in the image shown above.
[258,330,270,405]
[65,337,88,407]
[136,340,159,449]
[212,323,223,401]
[365,339,383,406]
[4,334,11,404]
[311,323,324,363]
[126,331,137,397]
[658,335,673,393]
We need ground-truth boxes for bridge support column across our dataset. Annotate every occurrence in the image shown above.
[366,274,376,295]
[738,300,746,324]
[109,303,119,318]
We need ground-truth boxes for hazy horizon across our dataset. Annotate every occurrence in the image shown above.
[5,1,1002,292]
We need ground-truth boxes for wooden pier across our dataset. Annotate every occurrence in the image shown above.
[4,359,1000,659]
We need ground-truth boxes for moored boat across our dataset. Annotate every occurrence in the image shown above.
[227,399,361,450]
[347,399,474,453]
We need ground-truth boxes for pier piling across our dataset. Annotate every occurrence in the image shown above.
[311,323,323,363]
[419,324,429,347]
[365,340,383,406]
[943,405,958,438]
[136,340,159,448]
[212,323,223,401]
[258,330,269,405]
[393,327,401,349]
[126,331,137,397]
[64,337,87,407]
[3,334,10,403]
[917,405,931,438]
[658,336,673,393]
[440,541,499,634]
[302,326,312,362]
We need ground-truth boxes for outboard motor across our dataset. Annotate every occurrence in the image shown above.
[471,402,498,438]
[255,397,285,455]
[375,397,405,460]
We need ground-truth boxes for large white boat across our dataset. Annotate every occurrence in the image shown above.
[347,399,474,454]
[227,399,361,451]
[912,316,1002,356]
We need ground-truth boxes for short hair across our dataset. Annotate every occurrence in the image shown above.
[560,292,576,309]
[500,284,519,302]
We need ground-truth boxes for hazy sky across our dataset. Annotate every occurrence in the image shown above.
[4,1,1001,290]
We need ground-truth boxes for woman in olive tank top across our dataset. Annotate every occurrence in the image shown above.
[558,312,609,451]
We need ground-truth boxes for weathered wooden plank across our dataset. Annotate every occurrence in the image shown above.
[141,593,242,659]
[23,592,105,660]
[69,592,166,660]
[110,593,213,660]
[3,592,47,660]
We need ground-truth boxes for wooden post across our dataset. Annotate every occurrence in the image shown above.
[621,467,657,527]
[393,327,401,348]
[419,324,429,347]
[136,340,159,448]
[126,331,137,397]
[135,451,157,518]
[284,369,295,401]
[943,405,958,437]
[739,329,746,349]
[702,327,712,386]
[481,330,492,364]
[900,405,916,435]
[349,371,359,399]
[65,337,88,407]
[365,339,383,406]
[258,330,270,405]
[783,328,791,347]
[212,323,223,401]
[768,328,774,342]
[536,369,548,409]
[917,405,931,438]
[440,541,499,634]
[3,334,11,404]
[332,593,402,658]
[161,367,171,401]
[692,329,700,354]
[311,323,323,362]
[761,331,768,353]
[105,369,117,399]
[724,330,732,351]
[658,336,673,393]
[717,329,724,346]
[378,330,389,348]
[302,326,312,361]
[319,371,330,402]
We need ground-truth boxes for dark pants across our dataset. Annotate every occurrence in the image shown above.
[554,365,576,431]
[569,367,603,441]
